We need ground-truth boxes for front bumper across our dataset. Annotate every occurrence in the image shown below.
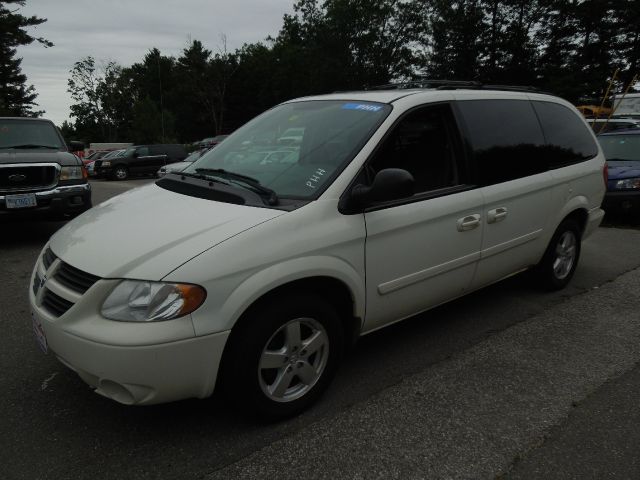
[29,254,230,405]
[38,311,229,405]
[0,183,91,217]
[602,190,640,214]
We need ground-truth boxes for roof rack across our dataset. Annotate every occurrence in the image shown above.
[367,79,481,90]
[365,79,545,94]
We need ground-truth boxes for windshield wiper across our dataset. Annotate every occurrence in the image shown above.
[5,144,60,149]
[196,168,260,184]
[195,168,279,205]
[177,171,230,184]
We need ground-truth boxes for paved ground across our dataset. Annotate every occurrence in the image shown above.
[1,178,640,479]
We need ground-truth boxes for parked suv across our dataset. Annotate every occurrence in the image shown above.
[95,144,187,180]
[1,117,91,218]
[29,85,605,419]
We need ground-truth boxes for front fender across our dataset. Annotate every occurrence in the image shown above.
[190,256,365,336]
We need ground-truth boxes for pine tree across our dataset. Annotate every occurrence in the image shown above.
[0,0,52,116]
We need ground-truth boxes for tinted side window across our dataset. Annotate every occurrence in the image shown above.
[532,101,598,168]
[457,99,546,185]
[136,146,150,156]
[368,104,463,194]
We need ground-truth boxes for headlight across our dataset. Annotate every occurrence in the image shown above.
[60,166,84,180]
[615,178,640,190]
[102,161,111,166]
[101,280,206,322]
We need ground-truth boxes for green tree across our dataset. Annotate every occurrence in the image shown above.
[270,0,428,94]
[173,38,238,140]
[427,0,485,79]
[126,48,177,142]
[0,0,52,116]
[612,0,640,91]
[67,56,125,141]
[130,96,175,144]
[59,120,75,139]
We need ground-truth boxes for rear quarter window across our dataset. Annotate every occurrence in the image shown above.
[456,99,546,185]
[532,101,598,168]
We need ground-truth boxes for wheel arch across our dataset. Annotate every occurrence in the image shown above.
[229,275,362,348]
[546,196,589,244]
[563,207,588,234]
[214,273,363,395]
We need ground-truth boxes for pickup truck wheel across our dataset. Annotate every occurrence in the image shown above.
[112,165,128,180]
[221,294,343,420]
[534,218,581,290]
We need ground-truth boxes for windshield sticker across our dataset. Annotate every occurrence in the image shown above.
[341,103,383,112]
[306,168,327,189]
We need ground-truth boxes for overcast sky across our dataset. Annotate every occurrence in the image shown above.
[16,0,294,126]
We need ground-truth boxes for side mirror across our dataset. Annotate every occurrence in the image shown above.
[350,168,415,207]
[132,151,139,158]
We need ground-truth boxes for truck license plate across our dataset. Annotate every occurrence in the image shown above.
[6,193,37,209]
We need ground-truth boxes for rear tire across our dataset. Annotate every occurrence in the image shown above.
[112,165,128,180]
[220,294,344,420]
[534,218,581,290]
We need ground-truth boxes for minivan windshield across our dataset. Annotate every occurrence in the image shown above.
[0,119,64,150]
[181,100,391,199]
[598,135,640,162]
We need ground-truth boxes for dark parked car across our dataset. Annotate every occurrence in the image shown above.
[588,118,640,134]
[0,117,91,219]
[95,144,187,180]
[598,129,640,215]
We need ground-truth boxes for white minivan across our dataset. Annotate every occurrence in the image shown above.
[29,85,606,419]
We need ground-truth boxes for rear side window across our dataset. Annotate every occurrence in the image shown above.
[457,99,546,185]
[532,101,598,168]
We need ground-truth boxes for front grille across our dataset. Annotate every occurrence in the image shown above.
[42,289,74,317]
[35,251,101,318]
[55,262,99,294]
[0,165,57,192]
[33,273,41,296]
[42,247,57,270]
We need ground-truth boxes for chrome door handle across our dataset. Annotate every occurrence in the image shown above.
[487,207,508,224]
[457,214,481,231]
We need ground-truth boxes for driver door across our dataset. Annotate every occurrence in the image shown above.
[362,103,484,332]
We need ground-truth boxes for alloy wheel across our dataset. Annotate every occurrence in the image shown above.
[258,317,329,403]
[553,230,577,280]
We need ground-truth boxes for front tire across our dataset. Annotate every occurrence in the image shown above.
[220,294,344,420]
[534,218,581,290]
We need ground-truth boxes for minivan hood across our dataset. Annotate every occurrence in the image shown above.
[0,150,79,166]
[49,183,285,280]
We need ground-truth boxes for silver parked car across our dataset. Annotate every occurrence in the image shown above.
[157,148,210,177]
